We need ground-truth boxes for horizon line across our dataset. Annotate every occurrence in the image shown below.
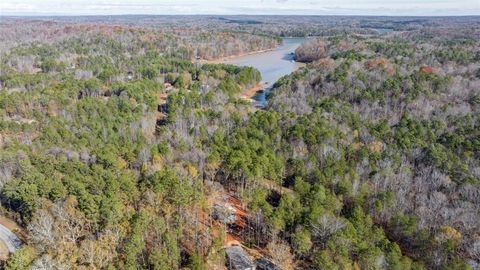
[2,13,480,17]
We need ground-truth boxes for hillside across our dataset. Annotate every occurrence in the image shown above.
[0,16,479,269]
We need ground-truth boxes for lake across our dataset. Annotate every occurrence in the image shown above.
[222,37,306,107]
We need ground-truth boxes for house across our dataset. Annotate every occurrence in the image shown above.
[225,246,255,270]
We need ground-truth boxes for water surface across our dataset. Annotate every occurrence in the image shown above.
[223,37,306,106]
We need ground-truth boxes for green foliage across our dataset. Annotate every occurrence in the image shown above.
[5,246,36,270]
[219,77,241,95]
[188,253,208,270]
[40,58,57,73]
[293,228,312,255]
[140,66,159,79]
[1,18,478,270]
[435,48,475,64]
[236,66,261,86]
[392,213,417,237]
[332,49,364,61]
[144,168,196,206]
[123,212,150,269]
[3,180,39,218]
[174,72,192,88]
[98,65,119,82]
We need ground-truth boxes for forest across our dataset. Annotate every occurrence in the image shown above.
[0,15,479,270]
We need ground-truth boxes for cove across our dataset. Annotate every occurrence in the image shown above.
[222,37,306,107]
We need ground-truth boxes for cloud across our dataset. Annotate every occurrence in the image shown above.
[0,0,478,16]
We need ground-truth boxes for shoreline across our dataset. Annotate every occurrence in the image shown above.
[195,37,308,64]
[198,45,280,64]
[241,83,264,100]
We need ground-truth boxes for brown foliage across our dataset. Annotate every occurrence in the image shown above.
[295,39,327,62]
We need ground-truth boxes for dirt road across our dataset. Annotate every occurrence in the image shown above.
[0,223,21,252]
[0,216,23,259]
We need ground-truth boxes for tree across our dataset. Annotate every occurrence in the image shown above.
[5,246,36,270]
[295,39,327,62]
[267,239,295,270]
[188,253,208,270]
[140,66,158,80]
[293,228,313,255]
[40,58,56,73]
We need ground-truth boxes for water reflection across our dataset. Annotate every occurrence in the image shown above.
[222,37,306,107]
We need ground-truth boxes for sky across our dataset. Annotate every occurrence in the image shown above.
[1,0,479,16]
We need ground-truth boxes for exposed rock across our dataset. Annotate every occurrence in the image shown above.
[255,258,281,270]
[225,245,255,270]
[213,203,237,224]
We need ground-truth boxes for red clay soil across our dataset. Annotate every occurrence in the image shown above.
[227,195,248,230]
[0,216,26,241]
[241,84,263,100]
[181,207,219,249]
[198,185,251,248]
[225,233,242,247]
[197,183,272,259]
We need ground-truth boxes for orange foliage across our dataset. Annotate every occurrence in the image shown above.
[419,65,436,74]
[313,58,335,69]
[366,58,395,75]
